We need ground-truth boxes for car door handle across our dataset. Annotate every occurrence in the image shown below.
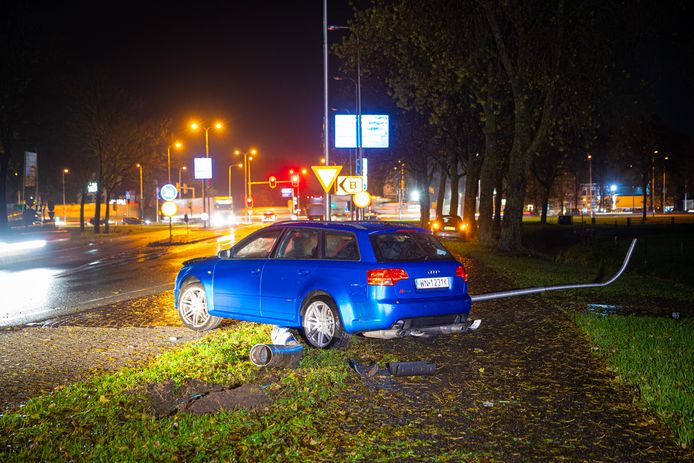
[251,268,261,275]
[297,270,310,276]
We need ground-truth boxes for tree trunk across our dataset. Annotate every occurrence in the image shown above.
[79,187,86,233]
[104,189,111,233]
[493,171,503,239]
[540,183,551,224]
[436,168,446,217]
[448,153,460,216]
[641,173,648,222]
[462,161,480,234]
[499,97,533,251]
[477,84,498,244]
[0,142,10,234]
[94,181,102,234]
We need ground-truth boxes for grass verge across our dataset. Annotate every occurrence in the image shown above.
[0,323,484,462]
[447,240,694,448]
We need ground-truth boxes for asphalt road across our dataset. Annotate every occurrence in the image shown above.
[0,224,260,327]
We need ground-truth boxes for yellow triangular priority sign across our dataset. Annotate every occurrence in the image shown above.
[311,165,343,193]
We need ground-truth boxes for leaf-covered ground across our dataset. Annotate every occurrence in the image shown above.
[315,255,692,462]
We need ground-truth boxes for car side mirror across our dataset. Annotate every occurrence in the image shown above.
[217,249,230,259]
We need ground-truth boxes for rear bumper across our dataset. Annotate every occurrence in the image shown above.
[345,294,472,333]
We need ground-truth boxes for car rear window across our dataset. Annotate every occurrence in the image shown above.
[324,231,359,260]
[370,232,453,262]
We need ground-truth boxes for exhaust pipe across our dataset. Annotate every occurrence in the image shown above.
[470,238,637,303]
[249,343,304,368]
[362,319,481,339]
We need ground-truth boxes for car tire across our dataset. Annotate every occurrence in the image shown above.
[177,281,222,331]
[299,295,350,349]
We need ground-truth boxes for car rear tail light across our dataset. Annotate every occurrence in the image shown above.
[455,265,468,282]
[367,268,409,286]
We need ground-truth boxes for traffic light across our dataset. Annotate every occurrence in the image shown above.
[291,174,300,188]
[268,176,277,189]
[246,197,254,208]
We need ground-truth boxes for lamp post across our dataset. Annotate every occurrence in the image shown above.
[329,25,362,219]
[333,76,357,175]
[191,121,223,227]
[652,150,658,215]
[228,163,242,198]
[136,163,144,220]
[234,148,257,213]
[166,141,182,184]
[62,168,69,223]
[587,154,593,216]
[662,155,669,212]
[178,166,187,198]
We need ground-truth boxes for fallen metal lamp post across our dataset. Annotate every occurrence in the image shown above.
[250,327,304,368]
[470,238,637,303]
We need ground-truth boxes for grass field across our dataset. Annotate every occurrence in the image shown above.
[447,229,694,448]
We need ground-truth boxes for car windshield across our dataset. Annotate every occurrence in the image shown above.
[370,232,452,262]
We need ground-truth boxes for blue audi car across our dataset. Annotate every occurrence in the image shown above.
[174,221,472,349]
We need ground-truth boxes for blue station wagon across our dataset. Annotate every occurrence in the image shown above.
[174,221,472,348]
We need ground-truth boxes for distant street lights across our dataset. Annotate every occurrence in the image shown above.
[191,121,223,227]
[136,163,144,220]
[166,141,183,184]
[62,168,69,223]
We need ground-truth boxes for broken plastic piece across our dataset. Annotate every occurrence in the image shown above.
[386,361,437,377]
[270,326,300,345]
[469,319,481,331]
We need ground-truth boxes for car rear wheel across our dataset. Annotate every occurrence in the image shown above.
[177,281,221,331]
[299,296,350,349]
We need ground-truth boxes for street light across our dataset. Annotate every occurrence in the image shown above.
[228,162,242,198]
[587,154,593,216]
[62,168,69,223]
[334,76,358,175]
[191,121,223,227]
[178,166,187,198]
[234,148,258,213]
[663,155,669,212]
[136,163,144,220]
[166,141,183,184]
[329,25,362,219]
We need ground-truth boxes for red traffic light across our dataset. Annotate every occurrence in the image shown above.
[291,174,300,188]
[268,176,277,189]
[246,197,254,208]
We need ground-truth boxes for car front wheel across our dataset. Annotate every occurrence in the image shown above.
[299,296,350,349]
[177,281,222,331]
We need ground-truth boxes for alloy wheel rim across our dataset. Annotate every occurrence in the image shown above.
[305,301,335,347]
[180,287,210,328]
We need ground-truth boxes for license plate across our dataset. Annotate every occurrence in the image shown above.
[415,277,450,290]
[444,226,455,230]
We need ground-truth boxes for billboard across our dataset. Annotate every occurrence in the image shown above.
[194,157,213,179]
[334,115,389,149]
[24,151,37,188]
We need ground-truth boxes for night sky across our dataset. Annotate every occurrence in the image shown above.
[24,1,360,196]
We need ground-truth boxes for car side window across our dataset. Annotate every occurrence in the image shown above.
[324,231,359,260]
[229,229,283,259]
[276,229,320,259]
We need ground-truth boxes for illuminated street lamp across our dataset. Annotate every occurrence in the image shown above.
[234,148,258,212]
[166,141,183,184]
[191,121,223,227]
[587,154,593,216]
[329,24,362,220]
[228,162,242,198]
[62,168,69,223]
[136,163,144,220]
[178,166,187,198]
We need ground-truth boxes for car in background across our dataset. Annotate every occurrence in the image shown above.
[262,211,277,223]
[174,221,471,349]
[430,215,468,239]
[121,217,144,225]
